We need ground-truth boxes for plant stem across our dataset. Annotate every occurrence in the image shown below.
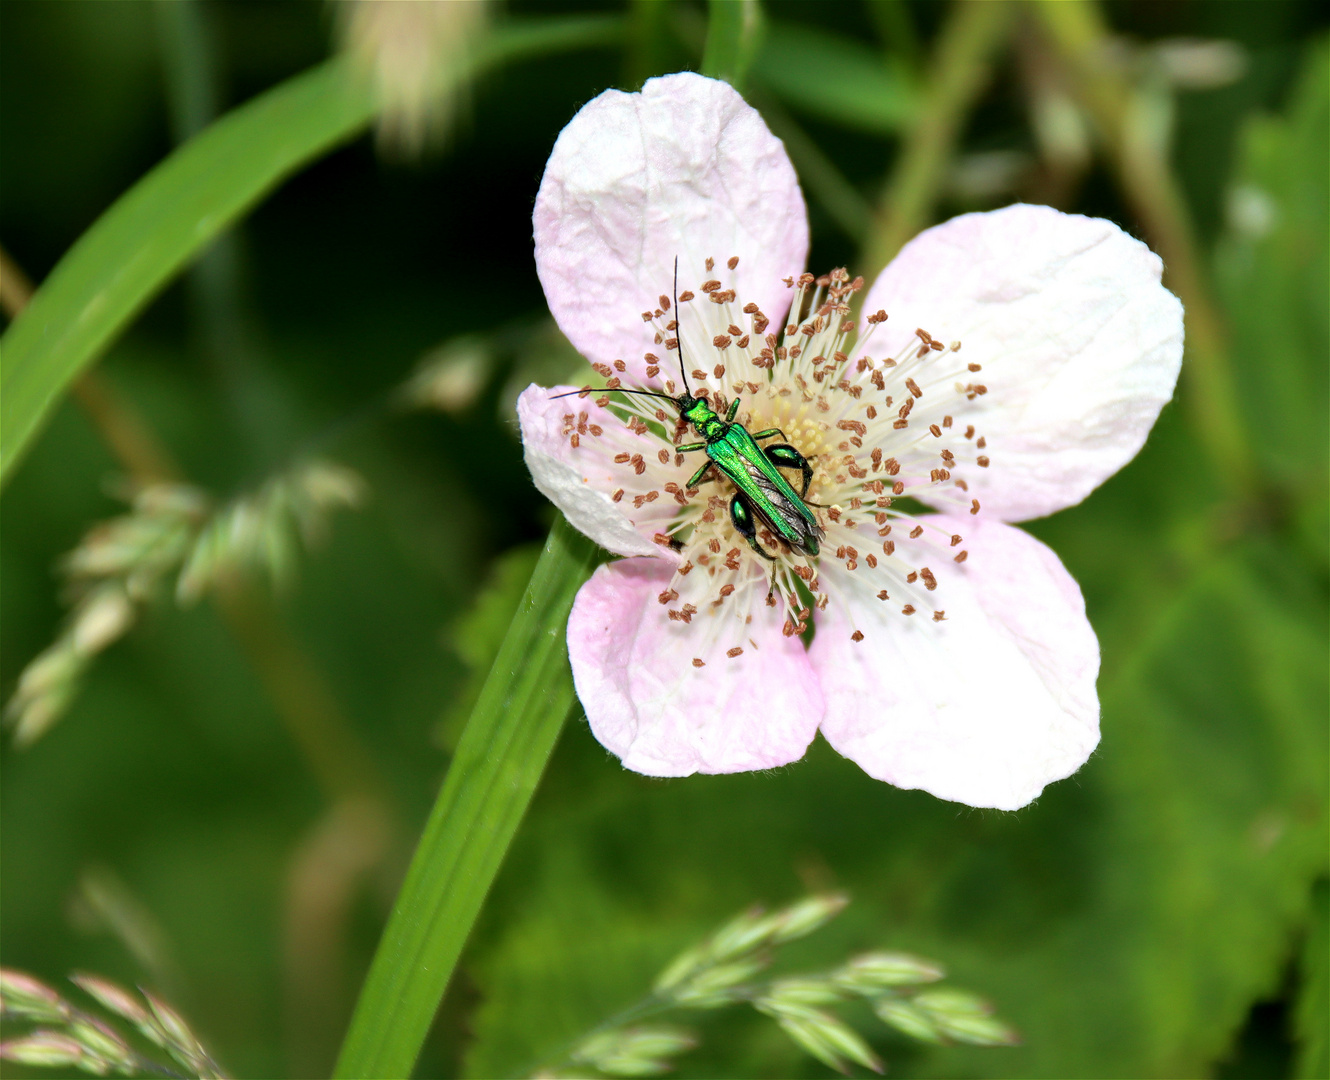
[334,516,600,1080]
[861,0,1016,275]
[701,0,763,91]
[1032,0,1256,493]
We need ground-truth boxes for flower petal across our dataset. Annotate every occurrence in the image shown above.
[535,72,809,384]
[517,384,664,558]
[862,204,1183,522]
[811,515,1100,810]
[568,558,824,776]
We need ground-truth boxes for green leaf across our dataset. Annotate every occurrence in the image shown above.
[0,58,376,488]
[749,21,917,134]
[1213,37,1329,500]
[333,516,600,1080]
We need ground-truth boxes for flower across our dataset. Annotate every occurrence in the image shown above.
[517,73,1183,810]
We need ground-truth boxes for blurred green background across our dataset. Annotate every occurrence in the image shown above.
[1,1,1326,1077]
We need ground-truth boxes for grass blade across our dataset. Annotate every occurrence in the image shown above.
[0,14,625,488]
[0,58,375,486]
[333,516,599,1079]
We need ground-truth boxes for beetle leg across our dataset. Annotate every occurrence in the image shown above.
[729,494,776,562]
[726,397,741,421]
[764,443,814,498]
[677,440,708,453]
[687,460,716,489]
[749,427,789,443]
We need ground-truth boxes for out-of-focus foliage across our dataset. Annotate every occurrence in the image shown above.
[1,2,1325,1079]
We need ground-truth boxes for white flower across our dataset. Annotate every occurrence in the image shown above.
[517,73,1183,810]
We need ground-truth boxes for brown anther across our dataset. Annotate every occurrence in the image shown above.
[907,571,918,583]
[701,279,721,293]
[646,366,659,378]
[902,604,916,615]
[976,435,987,448]
[641,312,654,322]
[906,378,923,398]
[614,452,630,464]
[631,454,646,474]
[950,534,963,547]
[713,335,732,350]
[933,611,947,621]
[866,554,878,568]
[653,532,671,547]
[867,309,888,324]
[658,589,678,604]
[877,590,890,600]
[612,489,624,502]
[692,658,706,667]
[977,456,990,467]
[727,256,739,270]
[892,481,905,495]
[851,630,865,642]
[954,550,968,563]
[727,646,744,658]
[657,449,670,464]
[968,362,982,372]
[679,290,695,302]
[929,424,942,438]
[883,540,895,555]
[970,499,981,515]
[920,568,937,591]
[570,433,580,448]
[708,538,721,553]
[713,364,726,378]
[909,525,924,539]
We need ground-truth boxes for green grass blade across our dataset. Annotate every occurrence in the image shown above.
[0,58,375,487]
[0,14,625,489]
[334,516,599,1080]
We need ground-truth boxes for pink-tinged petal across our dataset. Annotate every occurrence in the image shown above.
[535,72,808,384]
[812,515,1099,810]
[568,558,824,776]
[863,204,1183,522]
[517,384,664,558]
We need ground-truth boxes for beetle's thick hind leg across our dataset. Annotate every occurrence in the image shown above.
[729,494,783,598]
[763,443,815,498]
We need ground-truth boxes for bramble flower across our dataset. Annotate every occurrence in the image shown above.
[517,73,1182,809]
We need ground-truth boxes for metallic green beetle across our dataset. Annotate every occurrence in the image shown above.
[561,260,824,565]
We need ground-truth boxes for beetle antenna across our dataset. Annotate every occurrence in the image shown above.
[673,256,691,397]
[549,387,676,403]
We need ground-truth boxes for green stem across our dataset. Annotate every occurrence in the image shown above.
[1031,0,1257,493]
[333,517,600,1079]
[861,0,1015,274]
[701,0,764,91]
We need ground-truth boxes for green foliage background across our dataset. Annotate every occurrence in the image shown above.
[1,2,1325,1078]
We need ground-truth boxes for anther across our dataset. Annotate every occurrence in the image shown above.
[902,605,916,615]
[727,646,744,658]
[909,526,924,539]
[954,551,968,562]
[692,658,706,667]
[933,611,947,621]
[851,631,864,642]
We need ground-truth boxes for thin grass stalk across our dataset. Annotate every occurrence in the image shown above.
[334,515,599,1079]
